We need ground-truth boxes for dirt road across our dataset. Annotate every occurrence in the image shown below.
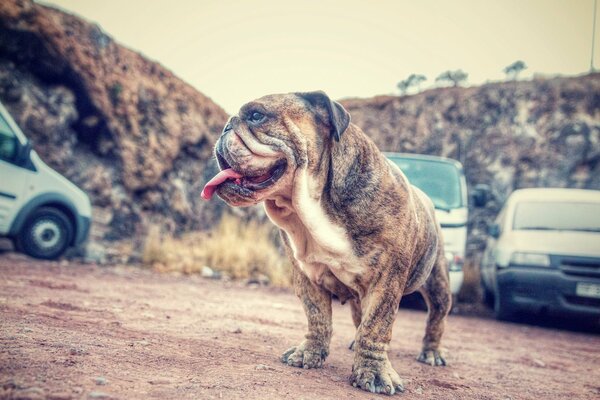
[1,254,599,400]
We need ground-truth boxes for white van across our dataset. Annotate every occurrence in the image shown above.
[0,101,91,259]
[386,153,471,295]
[481,188,600,320]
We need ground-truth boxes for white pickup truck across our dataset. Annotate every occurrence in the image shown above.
[0,101,91,259]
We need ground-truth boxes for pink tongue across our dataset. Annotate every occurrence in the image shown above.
[201,168,243,200]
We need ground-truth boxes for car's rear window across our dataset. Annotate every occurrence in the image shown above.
[513,201,600,232]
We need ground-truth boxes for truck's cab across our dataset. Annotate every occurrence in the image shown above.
[0,101,91,259]
[386,153,469,295]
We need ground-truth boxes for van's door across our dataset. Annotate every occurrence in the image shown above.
[0,112,30,233]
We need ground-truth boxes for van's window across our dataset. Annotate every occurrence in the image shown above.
[513,201,600,233]
[0,113,18,162]
[389,157,463,210]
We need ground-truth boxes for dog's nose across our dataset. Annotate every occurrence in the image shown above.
[222,116,240,134]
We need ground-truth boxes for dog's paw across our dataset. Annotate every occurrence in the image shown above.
[350,357,404,395]
[417,349,447,366]
[281,340,328,369]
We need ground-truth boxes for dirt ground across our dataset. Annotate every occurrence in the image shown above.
[1,254,599,400]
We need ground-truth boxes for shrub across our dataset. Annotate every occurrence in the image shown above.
[141,214,291,287]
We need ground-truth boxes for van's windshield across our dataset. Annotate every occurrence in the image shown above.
[388,157,464,210]
[513,201,600,232]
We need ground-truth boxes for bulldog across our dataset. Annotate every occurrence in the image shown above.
[201,91,452,395]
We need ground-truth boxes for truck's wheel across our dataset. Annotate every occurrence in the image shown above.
[16,207,73,260]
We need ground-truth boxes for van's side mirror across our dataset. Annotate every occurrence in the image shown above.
[472,184,490,207]
[16,139,32,165]
[487,223,501,239]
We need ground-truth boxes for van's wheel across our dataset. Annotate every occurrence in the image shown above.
[15,207,73,260]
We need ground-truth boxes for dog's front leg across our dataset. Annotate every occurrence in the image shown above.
[281,262,332,369]
[351,275,404,395]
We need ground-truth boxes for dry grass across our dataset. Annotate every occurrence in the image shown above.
[142,214,291,287]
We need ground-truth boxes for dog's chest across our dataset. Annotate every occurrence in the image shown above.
[264,198,362,289]
[291,233,362,289]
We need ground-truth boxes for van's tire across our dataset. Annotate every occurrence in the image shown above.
[15,207,73,260]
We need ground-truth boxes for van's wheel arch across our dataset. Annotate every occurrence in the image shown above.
[15,206,73,260]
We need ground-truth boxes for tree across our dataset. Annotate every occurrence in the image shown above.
[397,74,427,95]
[503,60,527,80]
[397,79,410,95]
[435,70,468,87]
[408,74,427,91]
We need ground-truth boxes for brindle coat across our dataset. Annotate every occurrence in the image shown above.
[211,91,452,395]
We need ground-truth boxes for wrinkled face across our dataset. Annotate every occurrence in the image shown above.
[201,92,349,207]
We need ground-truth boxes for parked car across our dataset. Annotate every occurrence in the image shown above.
[0,101,91,259]
[386,153,474,296]
[480,188,600,320]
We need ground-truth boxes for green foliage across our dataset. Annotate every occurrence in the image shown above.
[435,70,468,87]
[503,60,527,80]
[397,73,427,95]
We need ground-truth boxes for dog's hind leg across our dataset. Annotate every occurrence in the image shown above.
[417,250,452,366]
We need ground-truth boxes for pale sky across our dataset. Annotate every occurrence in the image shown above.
[45,0,598,113]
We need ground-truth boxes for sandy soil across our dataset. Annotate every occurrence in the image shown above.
[1,253,599,400]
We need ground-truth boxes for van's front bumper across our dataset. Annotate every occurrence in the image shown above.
[497,263,600,318]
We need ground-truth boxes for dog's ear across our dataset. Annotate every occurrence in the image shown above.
[297,91,350,142]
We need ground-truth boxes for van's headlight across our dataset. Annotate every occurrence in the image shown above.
[509,252,550,267]
[445,251,464,272]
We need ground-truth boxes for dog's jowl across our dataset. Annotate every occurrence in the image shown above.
[202,91,452,395]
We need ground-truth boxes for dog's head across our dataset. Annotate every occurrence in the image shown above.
[201,91,350,206]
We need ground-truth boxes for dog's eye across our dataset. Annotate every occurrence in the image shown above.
[248,111,266,124]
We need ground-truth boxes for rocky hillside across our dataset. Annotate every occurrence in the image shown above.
[1,0,598,263]
[0,0,229,261]
[340,75,600,255]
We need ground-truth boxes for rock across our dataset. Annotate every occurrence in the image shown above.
[69,347,87,356]
[1,0,598,269]
[255,364,276,371]
[341,75,600,258]
[13,387,45,400]
[48,392,72,400]
[532,358,546,368]
[0,0,232,263]
[201,266,215,278]
[148,379,171,385]
[88,392,111,399]
[257,274,270,285]
[231,327,242,334]
[94,376,107,385]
